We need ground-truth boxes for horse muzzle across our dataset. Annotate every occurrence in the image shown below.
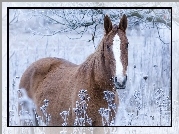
[114,75,127,89]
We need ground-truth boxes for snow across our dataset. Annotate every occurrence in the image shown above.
[8,9,172,127]
[1,2,179,134]
[2,7,177,134]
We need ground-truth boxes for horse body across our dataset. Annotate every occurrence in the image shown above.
[19,14,128,126]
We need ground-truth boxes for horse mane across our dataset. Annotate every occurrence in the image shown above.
[77,33,116,90]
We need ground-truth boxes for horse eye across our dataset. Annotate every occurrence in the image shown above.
[107,45,110,50]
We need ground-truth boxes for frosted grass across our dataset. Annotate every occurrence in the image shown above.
[8,9,171,128]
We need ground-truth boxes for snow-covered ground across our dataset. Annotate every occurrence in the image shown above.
[8,9,171,127]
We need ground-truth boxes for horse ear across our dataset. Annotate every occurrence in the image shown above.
[104,15,112,34]
[119,14,127,32]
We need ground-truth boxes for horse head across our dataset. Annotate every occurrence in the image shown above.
[103,14,129,89]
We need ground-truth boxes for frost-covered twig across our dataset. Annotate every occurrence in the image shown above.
[18,89,36,126]
[60,109,70,126]
[99,90,117,126]
[39,99,51,126]
[73,89,92,126]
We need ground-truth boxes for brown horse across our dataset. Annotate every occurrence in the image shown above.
[19,14,128,126]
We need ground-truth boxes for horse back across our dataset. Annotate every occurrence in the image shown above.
[19,57,77,99]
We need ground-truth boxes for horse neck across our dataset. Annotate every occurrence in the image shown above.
[77,39,114,90]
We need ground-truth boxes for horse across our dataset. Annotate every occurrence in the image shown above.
[19,14,129,126]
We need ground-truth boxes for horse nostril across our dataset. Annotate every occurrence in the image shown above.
[126,43,128,49]
[115,77,117,82]
[122,75,127,86]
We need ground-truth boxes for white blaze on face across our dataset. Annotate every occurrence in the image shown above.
[112,34,124,84]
